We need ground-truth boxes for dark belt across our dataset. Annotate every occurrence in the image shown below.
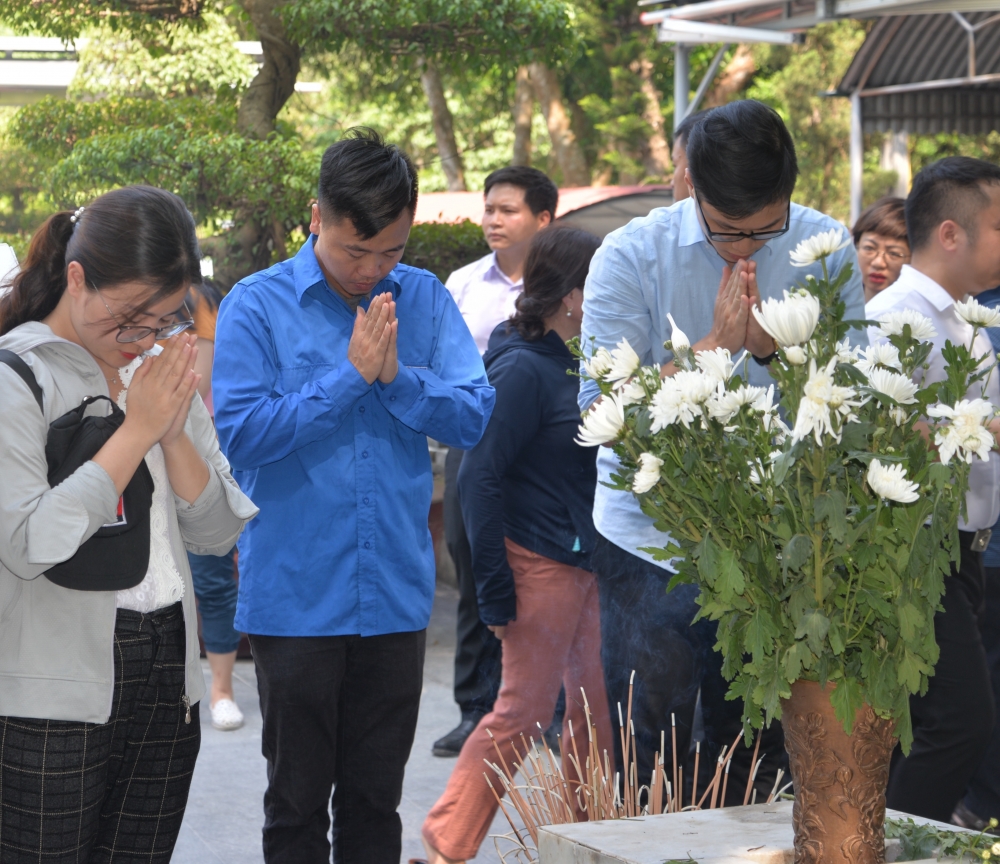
[959,529,992,553]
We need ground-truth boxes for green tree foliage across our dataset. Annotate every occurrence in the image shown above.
[283,0,578,71]
[70,12,256,100]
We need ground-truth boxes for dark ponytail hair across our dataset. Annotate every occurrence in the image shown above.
[0,185,202,336]
[509,225,601,341]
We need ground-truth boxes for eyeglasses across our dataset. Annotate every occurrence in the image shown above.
[92,283,195,344]
[693,192,791,243]
[857,241,909,264]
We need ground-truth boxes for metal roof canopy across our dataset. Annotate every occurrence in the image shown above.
[639,0,1000,223]
[836,10,1000,221]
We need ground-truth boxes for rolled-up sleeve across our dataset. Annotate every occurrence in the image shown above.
[375,288,494,449]
[213,288,371,471]
[174,395,258,555]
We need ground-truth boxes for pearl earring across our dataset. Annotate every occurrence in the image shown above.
[566,307,573,317]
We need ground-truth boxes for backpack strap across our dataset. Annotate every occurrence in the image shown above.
[0,348,44,411]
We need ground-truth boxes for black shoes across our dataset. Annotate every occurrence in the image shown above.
[953,800,999,834]
[432,717,482,757]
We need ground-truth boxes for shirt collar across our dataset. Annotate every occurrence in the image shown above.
[677,198,705,248]
[292,235,401,305]
[484,251,523,289]
[894,264,956,312]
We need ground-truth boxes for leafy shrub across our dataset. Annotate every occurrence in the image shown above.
[401,219,489,282]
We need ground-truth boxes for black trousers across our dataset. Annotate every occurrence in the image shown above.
[251,630,426,864]
[0,603,200,864]
[444,447,502,719]
[965,565,1000,821]
[887,533,994,821]
[593,533,785,805]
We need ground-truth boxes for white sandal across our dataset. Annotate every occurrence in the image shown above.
[210,698,245,731]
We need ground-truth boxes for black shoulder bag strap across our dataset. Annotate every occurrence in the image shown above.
[0,348,44,411]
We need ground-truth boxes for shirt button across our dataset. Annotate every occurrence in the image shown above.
[363,497,369,505]
[359,406,365,413]
[362,451,368,458]
[364,541,371,549]
[390,396,396,401]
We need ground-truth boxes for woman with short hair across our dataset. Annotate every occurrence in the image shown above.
[853,196,911,301]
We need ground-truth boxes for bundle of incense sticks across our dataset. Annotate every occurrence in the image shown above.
[484,677,793,864]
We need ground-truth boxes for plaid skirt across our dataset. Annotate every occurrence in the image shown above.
[0,602,201,864]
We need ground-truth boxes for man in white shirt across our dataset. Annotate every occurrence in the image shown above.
[867,156,1000,822]
[434,167,558,756]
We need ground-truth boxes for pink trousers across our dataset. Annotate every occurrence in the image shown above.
[422,539,613,861]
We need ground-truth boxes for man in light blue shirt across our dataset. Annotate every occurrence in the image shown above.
[213,129,494,863]
[579,100,865,800]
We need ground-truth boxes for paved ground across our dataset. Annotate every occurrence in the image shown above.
[173,583,514,864]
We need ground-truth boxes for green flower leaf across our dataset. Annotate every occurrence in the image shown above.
[795,610,830,655]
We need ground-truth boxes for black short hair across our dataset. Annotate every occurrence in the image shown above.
[686,100,798,219]
[318,128,418,240]
[853,197,908,246]
[906,156,1000,251]
[483,166,559,220]
[673,109,710,150]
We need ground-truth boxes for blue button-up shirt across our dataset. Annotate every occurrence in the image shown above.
[579,198,866,568]
[213,238,494,636]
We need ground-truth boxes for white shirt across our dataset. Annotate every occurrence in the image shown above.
[866,264,1000,531]
[445,252,523,355]
[114,356,186,613]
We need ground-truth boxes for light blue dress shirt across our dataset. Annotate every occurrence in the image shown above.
[578,197,866,569]
[213,237,495,636]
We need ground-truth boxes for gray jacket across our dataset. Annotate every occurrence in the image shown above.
[0,322,258,723]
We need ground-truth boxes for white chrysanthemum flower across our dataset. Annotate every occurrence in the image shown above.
[619,377,647,407]
[855,343,903,376]
[927,399,997,463]
[649,370,715,431]
[867,368,919,406]
[955,297,1000,329]
[696,347,734,384]
[784,345,807,366]
[877,310,938,341]
[632,452,664,494]
[666,313,690,353]
[583,346,613,380]
[706,383,767,423]
[867,459,920,504]
[752,290,821,347]
[791,357,863,445]
[577,394,626,446]
[789,228,852,267]
[604,338,641,388]
[833,338,861,364]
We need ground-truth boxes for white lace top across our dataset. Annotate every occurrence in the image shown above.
[114,357,185,613]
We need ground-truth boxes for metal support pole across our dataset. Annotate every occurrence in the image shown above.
[674,43,691,132]
[688,44,730,118]
[850,91,863,226]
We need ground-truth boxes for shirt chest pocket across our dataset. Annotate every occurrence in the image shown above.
[275,363,338,395]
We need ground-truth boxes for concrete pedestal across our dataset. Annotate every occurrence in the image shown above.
[537,801,956,864]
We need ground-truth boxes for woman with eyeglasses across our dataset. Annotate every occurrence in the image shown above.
[852,197,911,302]
[0,185,257,863]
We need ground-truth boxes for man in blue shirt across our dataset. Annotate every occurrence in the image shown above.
[213,129,494,864]
[579,100,866,801]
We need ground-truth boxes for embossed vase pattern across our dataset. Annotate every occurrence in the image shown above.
[781,680,897,864]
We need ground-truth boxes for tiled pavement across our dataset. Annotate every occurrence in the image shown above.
[173,583,512,863]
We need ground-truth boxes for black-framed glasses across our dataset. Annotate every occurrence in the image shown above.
[92,283,195,344]
[693,192,791,243]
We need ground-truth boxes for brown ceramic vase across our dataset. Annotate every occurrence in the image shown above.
[780,680,897,864]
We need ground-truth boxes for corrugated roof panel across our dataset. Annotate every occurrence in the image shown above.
[839,11,1000,134]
